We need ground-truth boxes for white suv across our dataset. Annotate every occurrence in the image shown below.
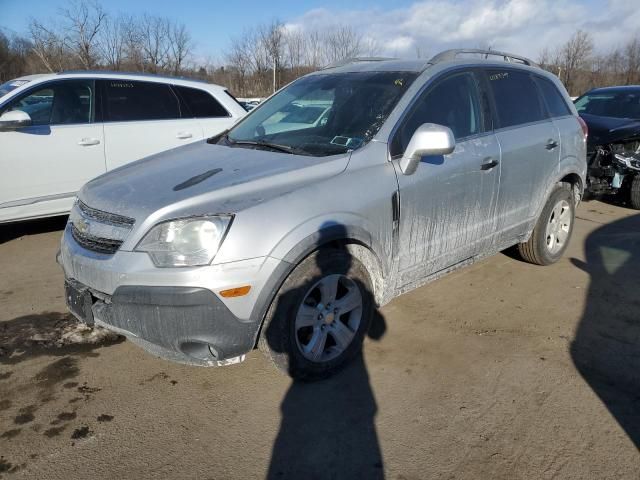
[0,72,246,223]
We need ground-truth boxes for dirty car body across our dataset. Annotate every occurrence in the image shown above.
[575,86,640,206]
[59,50,586,378]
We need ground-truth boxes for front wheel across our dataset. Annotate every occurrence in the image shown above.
[517,183,575,266]
[258,249,373,380]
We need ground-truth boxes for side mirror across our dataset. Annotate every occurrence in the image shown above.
[399,123,455,175]
[0,110,32,131]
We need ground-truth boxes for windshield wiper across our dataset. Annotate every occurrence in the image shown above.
[227,138,309,156]
[206,129,230,144]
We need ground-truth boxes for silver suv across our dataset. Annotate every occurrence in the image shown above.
[59,49,586,379]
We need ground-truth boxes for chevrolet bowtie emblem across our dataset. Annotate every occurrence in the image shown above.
[76,217,90,234]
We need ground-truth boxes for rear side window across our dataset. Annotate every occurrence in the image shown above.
[102,80,179,122]
[391,72,483,156]
[174,86,229,118]
[534,77,571,118]
[487,70,546,128]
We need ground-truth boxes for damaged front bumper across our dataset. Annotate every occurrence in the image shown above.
[64,279,252,366]
[58,223,282,366]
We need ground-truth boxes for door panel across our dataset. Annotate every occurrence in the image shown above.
[99,79,204,169]
[390,71,500,286]
[395,135,500,284]
[0,80,105,221]
[103,119,203,170]
[493,122,559,237]
[485,69,560,239]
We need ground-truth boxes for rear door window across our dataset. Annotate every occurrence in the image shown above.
[487,70,546,128]
[1,80,93,126]
[534,77,571,118]
[391,72,483,156]
[174,86,229,118]
[101,80,180,122]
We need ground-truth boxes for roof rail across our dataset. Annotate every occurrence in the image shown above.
[321,57,397,70]
[57,70,210,84]
[428,49,539,68]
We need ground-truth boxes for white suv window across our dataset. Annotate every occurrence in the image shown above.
[1,80,93,126]
[101,80,180,122]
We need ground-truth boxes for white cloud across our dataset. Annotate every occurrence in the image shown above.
[285,0,640,60]
[386,36,415,53]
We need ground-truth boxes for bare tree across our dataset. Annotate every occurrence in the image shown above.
[138,14,171,73]
[260,20,286,92]
[557,30,594,95]
[121,16,144,71]
[99,14,127,70]
[226,34,252,93]
[59,0,106,69]
[168,21,193,75]
[303,30,324,69]
[19,0,640,98]
[285,28,306,78]
[323,26,363,64]
[29,19,68,72]
[623,35,640,85]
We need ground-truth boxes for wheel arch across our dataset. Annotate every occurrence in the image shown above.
[249,224,389,349]
[559,172,584,205]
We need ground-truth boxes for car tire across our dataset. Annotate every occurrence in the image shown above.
[517,183,575,266]
[258,249,373,381]
[629,175,640,210]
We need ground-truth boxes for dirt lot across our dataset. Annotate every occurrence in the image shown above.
[0,200,638,479]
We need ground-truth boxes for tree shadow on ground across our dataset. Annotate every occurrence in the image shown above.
[265,225,387,479]
[0,215,68,245]
[570,213,640,449]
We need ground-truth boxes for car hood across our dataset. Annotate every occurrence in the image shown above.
[79,141,350,222]
[581,113,640,147]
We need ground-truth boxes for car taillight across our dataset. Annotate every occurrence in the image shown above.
[577,116,588,139]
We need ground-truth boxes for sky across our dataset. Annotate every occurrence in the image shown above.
[1,0,638,64]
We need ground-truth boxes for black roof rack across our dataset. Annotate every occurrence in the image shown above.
[428,49,538,68]
[321,57,397,70]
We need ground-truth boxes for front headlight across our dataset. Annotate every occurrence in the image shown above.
[135,216,233,267]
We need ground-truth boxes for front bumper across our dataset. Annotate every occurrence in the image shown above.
[59,223,286,365]
[66,280,255,365]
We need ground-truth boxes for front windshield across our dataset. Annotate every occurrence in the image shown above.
[0,79,30,99]
[225,71,418,156]
[575,91,640,119]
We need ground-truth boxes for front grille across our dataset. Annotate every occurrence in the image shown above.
[69,201,135,255]
[71,224,123,254]
[77,200,134,227]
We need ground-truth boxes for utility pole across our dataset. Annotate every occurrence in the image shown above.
[273,57,276,93]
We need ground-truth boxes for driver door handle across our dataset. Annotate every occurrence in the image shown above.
[77,138,100,146]
[546,139,559,150]
[481,158,499,171]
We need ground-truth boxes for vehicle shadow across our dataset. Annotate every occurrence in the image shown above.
[0,215,68,245]
[570,213,640,449]
[265,225,387,479]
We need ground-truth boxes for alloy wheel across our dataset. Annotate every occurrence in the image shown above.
[294,274,363,363]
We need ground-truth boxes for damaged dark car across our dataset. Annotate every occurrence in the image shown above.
[575,86,640,208]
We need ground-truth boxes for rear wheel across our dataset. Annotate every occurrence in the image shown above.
[517,183,575,265]
[630,175,640,210]
[258,249,373,380]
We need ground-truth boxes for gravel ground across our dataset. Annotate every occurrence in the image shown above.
[0,200,638,479]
